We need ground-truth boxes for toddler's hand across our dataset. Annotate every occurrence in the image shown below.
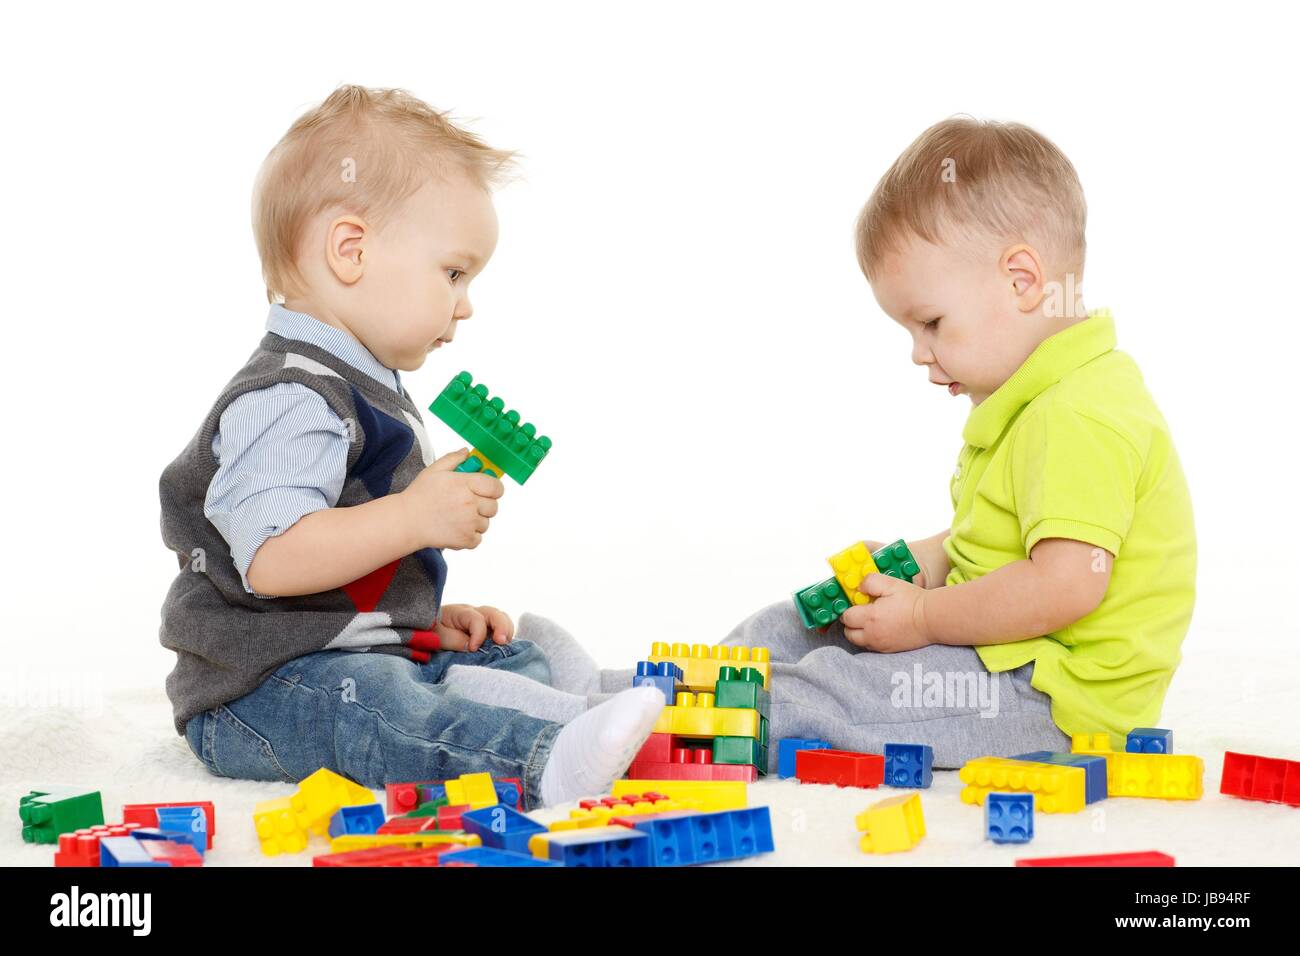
[436,603,515,652]
[839,574,932,652]
[401,449,505,550]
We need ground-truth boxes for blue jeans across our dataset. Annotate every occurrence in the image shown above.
[183,639,563,810]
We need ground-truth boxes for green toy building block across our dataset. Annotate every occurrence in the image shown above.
[793,577,851,629]
[19,789,105,844]
[872,539,921,583]
[712,736,768,774]
[714,666,771,720]
[428,371,553,485]
[406,796,450,818]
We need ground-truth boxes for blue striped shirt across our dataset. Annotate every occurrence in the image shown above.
[205,304,405,596]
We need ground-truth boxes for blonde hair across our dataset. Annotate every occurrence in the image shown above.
[854,117,1086,282]
[252,85,519,303]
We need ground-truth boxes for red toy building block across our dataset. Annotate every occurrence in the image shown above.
[122,802,216,849]
[579,793,674,810]
[795,749,884,788]
[1016,851,1176,867]
[54,823,144,867]
[437,804,470,830]
[313,845,457,867]
[1220,750,1300,807]
[377,816,440,835]
[626,760,759,782]
[140,840,203,867]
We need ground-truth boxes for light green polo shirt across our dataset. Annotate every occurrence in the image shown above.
[944,308,1196,748]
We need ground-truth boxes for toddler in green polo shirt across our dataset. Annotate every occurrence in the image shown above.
[438,117,1196,770]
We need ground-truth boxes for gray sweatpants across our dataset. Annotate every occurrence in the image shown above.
[599,599,1071,773]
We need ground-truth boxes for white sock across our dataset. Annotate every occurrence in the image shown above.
[538,686,665,807]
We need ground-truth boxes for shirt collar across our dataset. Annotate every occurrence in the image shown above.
[266,303,403,393]
[962,307,1116,449]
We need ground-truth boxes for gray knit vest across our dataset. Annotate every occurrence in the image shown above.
[158,332,448,735]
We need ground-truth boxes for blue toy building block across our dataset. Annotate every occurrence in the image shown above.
[884,743,934,788]
[778,738,831,779]
[494,780,521,809]
[460,805,548,854]
[1013,751,1108,804]
[440,846,561,867]
[540,826,652,867]
[634,660,686,705]
[619,807,774,866]
[154,806,208,854]
[1126,728,1173,754]
[329,803,386,837]
[985,793,1034,843]
[99,835,170,867]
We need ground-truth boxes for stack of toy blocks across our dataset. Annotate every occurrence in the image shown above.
[626,643,771,781]
[527,787,774,866]
[1219,750,1300,807]
[428,370,553,484]
[794,539,920,629]
[51,799,215,867]
[1072,731,1204,800]
[255,767,379,856]
[958,756,1087,813]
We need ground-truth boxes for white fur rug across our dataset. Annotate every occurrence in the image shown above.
[4,648,1298,866]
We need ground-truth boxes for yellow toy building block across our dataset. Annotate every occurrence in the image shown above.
[652,692,761,739]
[295,768,377,835]
[550,797,693,831]
[827,541,880,607]
[611,779,748,812]
[1071,733,1203,800]
[647,642,771,691]
[443,772,500,809]
[253,795,312,856]
[959,757,1086,814]
[856,792,925,854]
[329,832,481,853]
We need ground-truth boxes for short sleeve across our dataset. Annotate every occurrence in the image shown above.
[1009,402,1142,557]
[205,383,351,596]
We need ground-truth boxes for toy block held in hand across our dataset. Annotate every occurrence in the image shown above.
[794,577,853,629]
[827,541,881,606]
[872,539,921,582]
[428,371,553,485]
[857,793,925,853]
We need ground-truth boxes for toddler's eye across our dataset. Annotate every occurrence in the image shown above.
[924,317,942,330]
[447,268,464,283]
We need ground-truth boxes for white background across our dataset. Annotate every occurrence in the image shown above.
[2,1,1296,695]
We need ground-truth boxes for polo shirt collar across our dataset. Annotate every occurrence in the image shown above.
[266,303,402,393]
[962,307,1116,449]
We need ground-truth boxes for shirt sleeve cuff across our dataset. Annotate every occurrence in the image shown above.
[1023,518,1123,558]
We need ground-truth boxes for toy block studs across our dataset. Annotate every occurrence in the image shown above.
[871,539,921,583]
[1126,728,1173,754]
[884,743,934,788]
[428,371,553,485]
[793,577,852,629]
[985,793,1034,843]
[827,541,880,606]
